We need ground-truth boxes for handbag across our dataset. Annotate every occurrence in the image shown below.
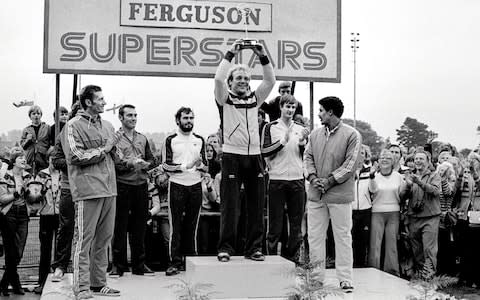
[468,210,480,225]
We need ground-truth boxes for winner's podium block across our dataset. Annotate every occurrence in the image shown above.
[186,255,295,299]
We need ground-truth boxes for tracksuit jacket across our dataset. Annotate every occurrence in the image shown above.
[304,121,362,204]
[64,112,117,201]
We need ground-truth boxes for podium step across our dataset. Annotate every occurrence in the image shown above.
[186,255,295,299]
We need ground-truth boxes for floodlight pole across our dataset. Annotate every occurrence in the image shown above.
[351,33,360,129]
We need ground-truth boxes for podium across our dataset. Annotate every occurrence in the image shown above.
[185,255,295,299]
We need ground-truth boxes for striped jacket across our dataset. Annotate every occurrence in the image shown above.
[261,119,306,181]
[304,121,362,204]
[217,91,262,155]
[64,111,117,201]
[161,130,207,186]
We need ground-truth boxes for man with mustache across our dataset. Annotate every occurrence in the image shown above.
[304,96,362,293]
[161,107,207,276]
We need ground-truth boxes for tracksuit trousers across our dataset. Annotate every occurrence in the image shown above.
[73,197,115,294]
[307,201,353,284]
[112,182,148,272]
[218,153,265,256]
[267,179,305,262]
[168,181,202,267]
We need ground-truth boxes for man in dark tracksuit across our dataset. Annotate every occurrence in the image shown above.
[161,107,207,276]
[214,40,275,262]
[110,104,156,277]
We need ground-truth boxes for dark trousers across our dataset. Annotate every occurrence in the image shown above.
[218,153,265,256]
[437,227,456,276]
[112,182,148,271]
[464,225,480,285]
[198,214,220,255]
[52,188,74,272]
[352,208,371,267]
[38,215,59,285]
[267,179,305,262]
[0,204,29,289]
[168,181,202,267]
[455,220,469,281]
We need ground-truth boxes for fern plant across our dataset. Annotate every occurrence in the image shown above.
[285,244,344,300]
[407,260,458,300]
[286,260,344,300]
[165,278,216,300]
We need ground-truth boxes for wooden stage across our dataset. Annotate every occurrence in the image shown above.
[40,266,427,300]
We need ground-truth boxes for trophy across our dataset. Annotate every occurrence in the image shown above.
[236,4,259,49]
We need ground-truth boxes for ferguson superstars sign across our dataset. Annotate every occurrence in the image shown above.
[44,0,341,82]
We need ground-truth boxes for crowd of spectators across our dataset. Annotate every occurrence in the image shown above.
[0,74,479,297]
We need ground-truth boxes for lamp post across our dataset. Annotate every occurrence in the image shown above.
[351,32,360,128]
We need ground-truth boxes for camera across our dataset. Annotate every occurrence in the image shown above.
[411,200,424,213]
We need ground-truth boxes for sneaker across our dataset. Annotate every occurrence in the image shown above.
[51,268,64,282]
[90,286,121,297]
[245,251,265,261]
[340,281,354,293]
[132,265,155,276]
[217,252,230,262]
[165,266,180,276]
[109,266,123,278]
[76,290,94,300]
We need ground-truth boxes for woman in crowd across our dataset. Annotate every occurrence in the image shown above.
[206,143,221,179]
[435,150,457,275]
[197,172,220,255]
[0,148,32,295]
[207,133,222,161]
[20,105,51,175]
[33,152,61,294]
[368,149,408,276]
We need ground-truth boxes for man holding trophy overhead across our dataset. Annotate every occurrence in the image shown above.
[214,28,275,262]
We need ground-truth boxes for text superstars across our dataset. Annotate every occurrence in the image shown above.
[60,32,328,70]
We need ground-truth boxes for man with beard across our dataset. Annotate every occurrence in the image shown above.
[110,104,156,277]
[214,40,275,262]
[304,96,361,293]
[161,107,207,276]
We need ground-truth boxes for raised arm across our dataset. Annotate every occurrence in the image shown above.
[214,42,240,106]
[251,44,275,104]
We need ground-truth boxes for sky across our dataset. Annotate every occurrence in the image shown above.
[1,0,480,150]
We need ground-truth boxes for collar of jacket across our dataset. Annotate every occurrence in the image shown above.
[323,120,343,136]
[228,89,254,100]
[79,111,102,124]
[27,122,47,129]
